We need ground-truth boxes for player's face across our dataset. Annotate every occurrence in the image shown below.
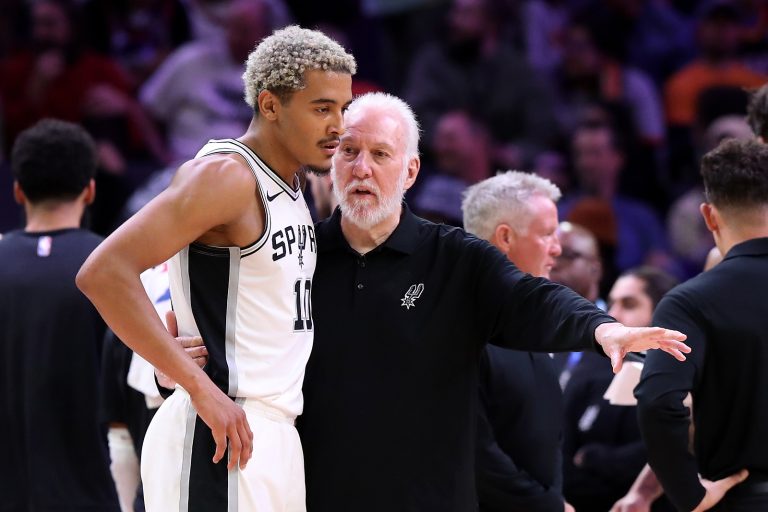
[331,109,416,229]
[608,275,654,327]
[275,69,353,174]
[507,195,561,278]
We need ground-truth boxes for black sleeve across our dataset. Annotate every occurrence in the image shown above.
[477,353,565,512]
[635,292,706,511]
[99,329,128,425]
[470,238,615,353]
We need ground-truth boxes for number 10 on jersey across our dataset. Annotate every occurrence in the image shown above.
[293,278,313,331]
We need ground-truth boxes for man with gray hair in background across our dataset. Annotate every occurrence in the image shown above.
[462,171,575,512]
[77,26,356,511]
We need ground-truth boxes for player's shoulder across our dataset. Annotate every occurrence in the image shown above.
[177,153,255,187]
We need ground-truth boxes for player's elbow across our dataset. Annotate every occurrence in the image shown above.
[76,251,110,299]
[636,389,689,429]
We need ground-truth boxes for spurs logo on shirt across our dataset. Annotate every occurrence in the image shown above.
[167,139,316,418]
[401,283,425,310]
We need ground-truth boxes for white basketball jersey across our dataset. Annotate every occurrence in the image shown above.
[168,139,316,418]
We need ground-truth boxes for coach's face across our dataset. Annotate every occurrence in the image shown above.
[331,107,419,228]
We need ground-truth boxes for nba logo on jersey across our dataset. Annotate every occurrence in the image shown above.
[37,236,52,257]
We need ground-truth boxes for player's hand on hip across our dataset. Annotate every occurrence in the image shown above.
[167,311,208,368]
[692,470,749,512]
[191,384,254,471]
[155,311,208,388]
[564,501,575,512]
[594,322,690,373]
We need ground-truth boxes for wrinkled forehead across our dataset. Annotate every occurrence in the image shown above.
[342,108,405,147]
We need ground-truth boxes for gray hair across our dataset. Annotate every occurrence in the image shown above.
[462,170,561,240]
[345,92,420,161]
[243,25,357,110]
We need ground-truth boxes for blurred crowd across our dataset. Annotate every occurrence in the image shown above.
[1,0,767,288]
[2,1,768,511]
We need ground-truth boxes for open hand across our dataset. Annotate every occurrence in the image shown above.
[595,322,690,373]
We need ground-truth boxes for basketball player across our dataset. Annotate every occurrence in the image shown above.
[77,25,356,511]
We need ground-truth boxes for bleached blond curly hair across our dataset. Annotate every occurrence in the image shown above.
[243,25,357,111]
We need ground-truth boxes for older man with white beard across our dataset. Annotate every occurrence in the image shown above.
[295,92,690,512]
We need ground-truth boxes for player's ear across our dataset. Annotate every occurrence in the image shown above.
[258,90,280,120]
[13,181,25,205]
[82,179,96,205]
[700,202,718,233]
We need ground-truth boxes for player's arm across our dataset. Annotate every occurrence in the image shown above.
[634,293,704,510]
[77,156,256,469]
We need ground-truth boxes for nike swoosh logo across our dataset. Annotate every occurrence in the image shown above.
[266,190,282,202]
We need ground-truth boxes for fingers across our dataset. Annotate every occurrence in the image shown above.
[661,347,687,362]
[226,425,242,471]
[187,347,208,368]
[659,338,691,353]
[610,349,623,374]
[212,429,227,465]
[237,420,253,470]
[180,335,205,349]
[658,328,687,342]
[166,310,178,337]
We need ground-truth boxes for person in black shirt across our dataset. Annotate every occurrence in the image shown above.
[635,138,768,511]
[558,265,678,512]
[462,171,573,512]
[0,119,119,511]
[297,92,690,512]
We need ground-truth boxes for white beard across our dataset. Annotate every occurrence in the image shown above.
[332,165,408,230]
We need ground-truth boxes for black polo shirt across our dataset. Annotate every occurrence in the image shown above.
[298,206,614,512]
[636,237,768,511]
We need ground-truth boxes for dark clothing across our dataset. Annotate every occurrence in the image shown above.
[298,206,615,512]
[477,347,565,512]
[0,229,119,512]
[561,351,646,512]
[636,237,768,511]
[99,329,156,457]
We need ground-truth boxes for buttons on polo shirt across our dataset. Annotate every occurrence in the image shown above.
[357,283,364,290]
